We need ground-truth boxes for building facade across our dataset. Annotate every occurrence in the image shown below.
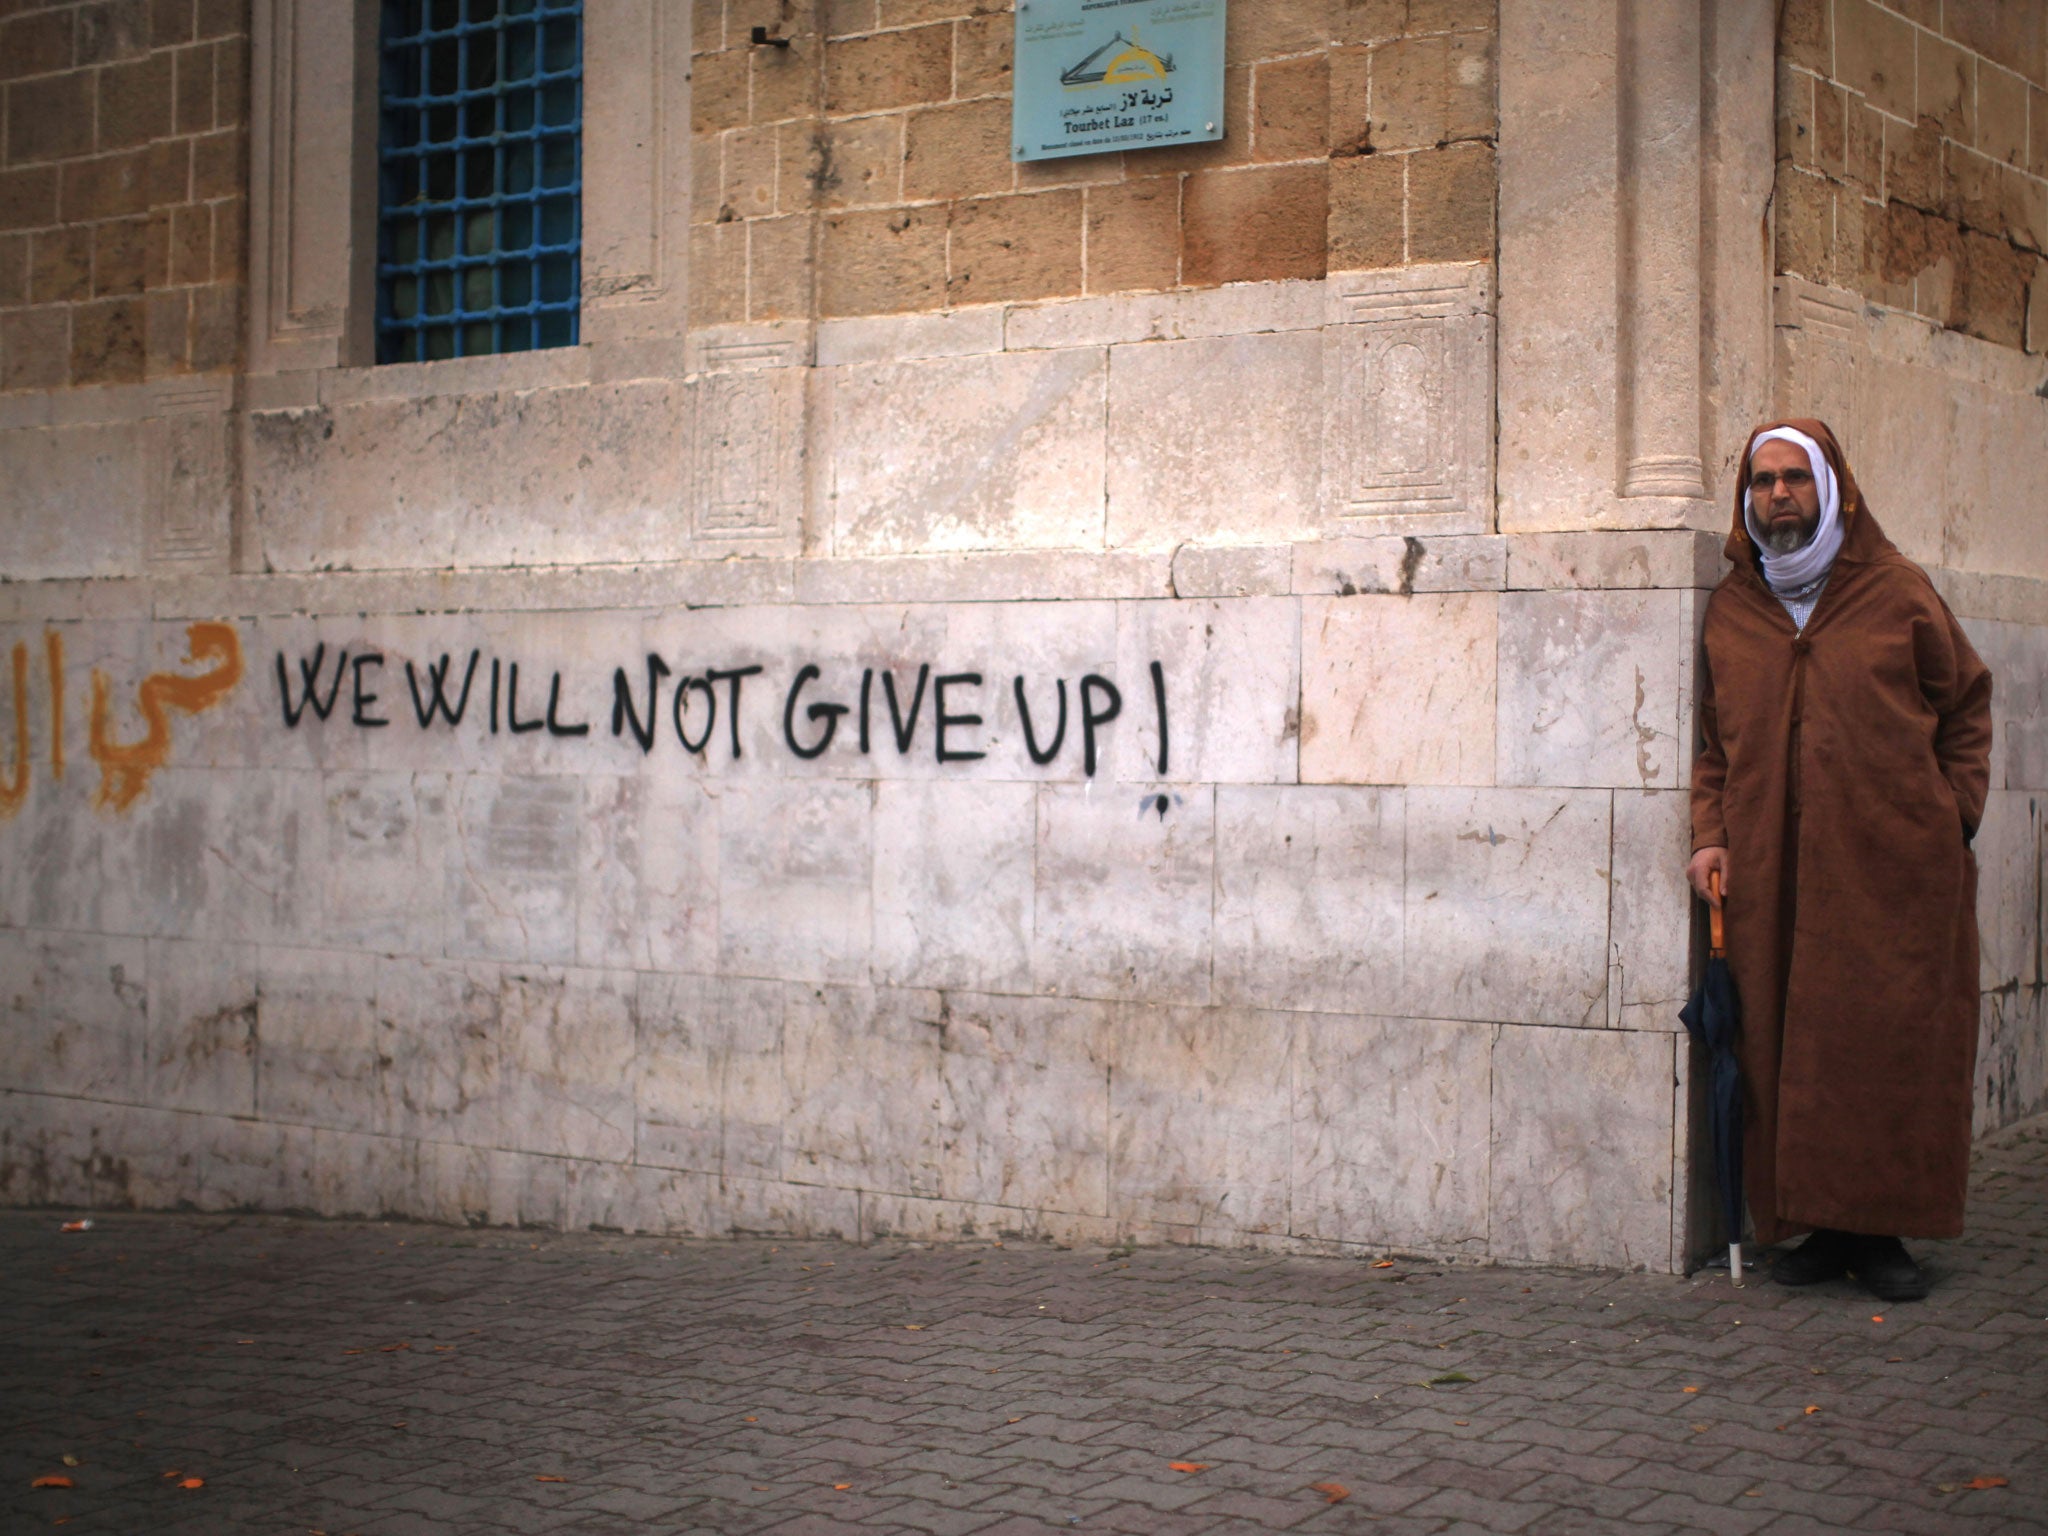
[1,0,2043,1271]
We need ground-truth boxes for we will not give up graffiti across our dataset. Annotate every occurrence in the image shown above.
[274,641,1173,777]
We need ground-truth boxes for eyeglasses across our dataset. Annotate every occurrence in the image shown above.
[1748,469,1813,494]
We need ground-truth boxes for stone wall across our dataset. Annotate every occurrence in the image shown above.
[689,0,1497,324]
[1,0,2044,1273]
[1777,0,2047,352]
[0,0,249,390]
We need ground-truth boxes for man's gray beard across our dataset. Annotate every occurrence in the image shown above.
[1762,519,1812,554]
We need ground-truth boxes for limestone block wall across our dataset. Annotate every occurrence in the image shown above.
[1776,0,2047,352]
[0,508,1709,1274]
[0,0,250,390]
[689,0,1498,324]
[1774,272,2048,1131]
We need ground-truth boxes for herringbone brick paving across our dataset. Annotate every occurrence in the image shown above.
[3,1116,2044,1535]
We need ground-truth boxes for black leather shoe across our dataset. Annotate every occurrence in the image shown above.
[1849,1236,1930,1302]
[1773,1228,1853,1286]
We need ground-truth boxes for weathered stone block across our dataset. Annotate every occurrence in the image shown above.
[1182,162,1330,285]
[636,972,785,1180]
[1033,784,1214,1005]
[1108,1004,1293,1238]
[375,955,501,1146]
[145,936,257,1117]
[824,347,1107,556]
[1402,787,1612,1027]
[1292,1012,1491,1253]
[873,779,1036,993]
[0,929,148,1102]
[931,990,1115,1215]
[1213,785,1404,1015]
[1106,330,1323,549]
[783,983,945,1194]
[1299,593,1497,787]
[1496,590,1686,790]
[947,190,1085,306]
[1117,597,1300,786]
[1490,1025,1675,1269]
[255,945,383,1130]
[1609,791,1693,1031]
[444,773,580,965]
[718,778,873,984]
[497,965,638,1162]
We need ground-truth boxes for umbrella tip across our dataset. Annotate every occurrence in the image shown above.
[1730,1242,1744,1283]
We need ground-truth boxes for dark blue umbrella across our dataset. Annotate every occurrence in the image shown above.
[1679,872,1745,1280]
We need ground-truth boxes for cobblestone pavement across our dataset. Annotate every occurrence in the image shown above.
[4,1118,2045,1536]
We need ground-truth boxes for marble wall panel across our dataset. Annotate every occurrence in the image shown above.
[1299,594,1497,787]
[1106,331,1325,550]
[635,972,785,1180]
[0,1090,99,1207]
[136,768,328,946]
[145,937,258,1118]
[1497,590,1686,790]
[1033,784,1215,1005]
[255,946,384,1131]
[1116,598,1300,786]
[1403,788,1613,1028]
[872,780,1036,993]
[1292,1013,1492,1254]
[783,984,945,1196]
[824,348,1108,557]
[321,771,449,955]
[1973,790,2043,995]
[1943,381,2048,582]
[567,771,720,973]
[2,787,114,937]
[1609,791,1694,1031]
[1212,786,1404,1015]
[375,956,501,1146]
[1976,987,2048,1135]
[717,779,873,984]
[443,773,581,965]
[246,380,693,574]
[0,419,149,580]
[1108,1005,1294,1238]
[1490,1025,1675,1270]
[497,966,639,1163]
[404,1136,568,1230]
[1962,618,2048,792]
[0,929,148,1101]
[932,991,1115,1216]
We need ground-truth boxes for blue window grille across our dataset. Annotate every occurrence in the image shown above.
[376,0,582,364]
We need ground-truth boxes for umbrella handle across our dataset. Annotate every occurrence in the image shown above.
[1707,869,1725,957]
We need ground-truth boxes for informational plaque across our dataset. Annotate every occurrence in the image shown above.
[1011,0,1226,162]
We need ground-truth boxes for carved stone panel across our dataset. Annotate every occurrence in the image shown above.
[1321,263,1495,535]
[147,380,235,571]
[686,329,808,550]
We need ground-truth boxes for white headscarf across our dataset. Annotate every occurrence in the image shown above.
[1743,426,1843,594]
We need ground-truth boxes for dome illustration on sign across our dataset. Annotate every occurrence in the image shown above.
[1060,28,1175,87]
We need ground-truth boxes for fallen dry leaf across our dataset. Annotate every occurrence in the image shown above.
[1805,1405,1821,1415]
[833,1483,852,1490]
[1743,1489,1762,1498]
[534,1475,568,1484]
[903,1325,924,1331]
[1428,1371,1474,1386]
[342,1349,364,1356]
[1309,1482,1350,1504]
[1371,1260,1395,1269]
[60,1220,91,1233]
[1872,1315,1885,1323]
[378,1342,411,1353]
[1453,1420,1469,1427]
[1682,1386,1700,1394]
[237,1338,254,1345]
[60,1455,79,1467]
[31,1476,74,1490]
[1168,1462,1211,1473]
[1691,1423,1709,1433]
[743,1416,758,1423]
[1941,1476,2010,1492]
[178,1478,204,1489]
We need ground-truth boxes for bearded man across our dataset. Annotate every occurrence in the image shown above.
[1686,419,1992,1303]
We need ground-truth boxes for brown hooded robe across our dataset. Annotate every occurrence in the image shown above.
[1691,419,1992,1244]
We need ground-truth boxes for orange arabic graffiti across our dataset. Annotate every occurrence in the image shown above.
[88,621,245,811]
[47,629,64,780]
[0,643,26,821]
